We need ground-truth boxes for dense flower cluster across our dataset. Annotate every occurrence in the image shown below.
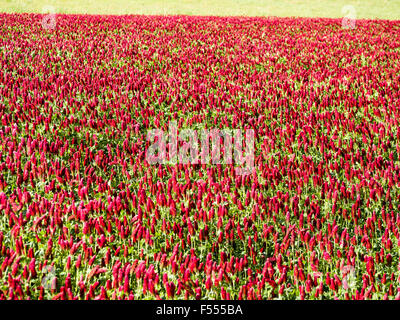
[0,13,400,300]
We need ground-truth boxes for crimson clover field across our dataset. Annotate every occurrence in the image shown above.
[0,13,400,300]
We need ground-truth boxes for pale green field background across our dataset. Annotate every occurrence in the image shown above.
[0,0,399,19]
